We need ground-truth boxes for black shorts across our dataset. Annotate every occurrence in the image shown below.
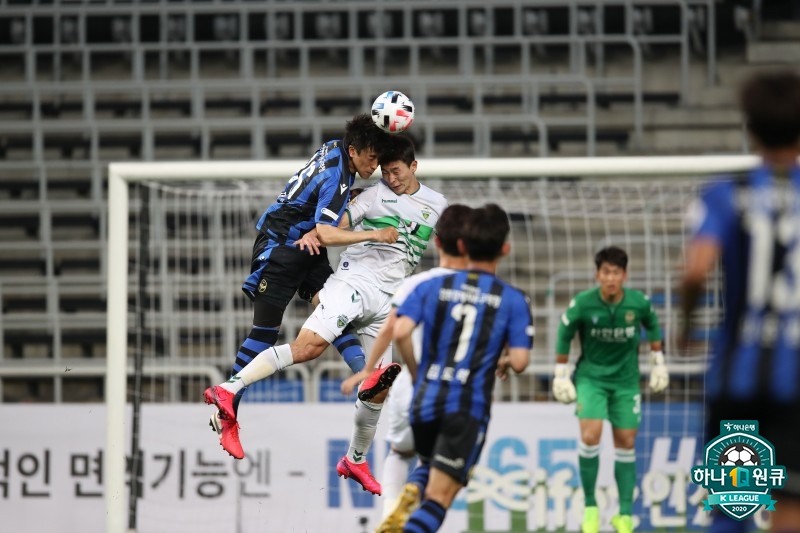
[411,412,487,485]
[248,233,333,311]
[707,399,800,498]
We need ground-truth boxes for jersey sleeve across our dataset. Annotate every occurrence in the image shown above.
[555,297,582,354]
[345,183,380,228]
[315,165,350,226]
[640,295,662,342]
[395,281,429,325]
[687,182,733,244]
[506,291,534,349]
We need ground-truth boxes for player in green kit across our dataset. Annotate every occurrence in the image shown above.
[551,246,669,533]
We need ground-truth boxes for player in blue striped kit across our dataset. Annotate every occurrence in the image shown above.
[681,71,800,533]
[208,114,397,459]
[390,204,533,533]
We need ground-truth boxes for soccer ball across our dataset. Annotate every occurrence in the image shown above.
[719,444,760,466]
[371,90,415,133]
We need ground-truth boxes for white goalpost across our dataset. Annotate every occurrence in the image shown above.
[106,155,760,533]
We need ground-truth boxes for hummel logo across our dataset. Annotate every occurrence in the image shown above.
[340,183,348,195]
[353,450,365,461]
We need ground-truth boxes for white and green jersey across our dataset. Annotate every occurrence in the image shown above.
[339,179,447,294]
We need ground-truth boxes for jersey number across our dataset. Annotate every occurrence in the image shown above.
[745,210,800,312]
[450,303,477,363]
[285,160,320,201]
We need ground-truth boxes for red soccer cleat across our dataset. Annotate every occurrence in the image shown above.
[336,456,382,495]
[209,411,244,460]
[358,363,401,402]
[203,385,236,421]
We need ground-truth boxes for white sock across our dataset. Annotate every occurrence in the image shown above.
[220,344,294,393]
[381,449,414,519]
[347,399,383,464]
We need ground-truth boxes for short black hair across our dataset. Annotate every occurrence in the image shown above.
[740,70,800,149]
[343,114,392,154]
[435,204,473,257]
[594,246,628,271]
[378,134,416,167]
[462,203,510,262]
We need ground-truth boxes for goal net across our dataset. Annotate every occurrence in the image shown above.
[106,155,759,533]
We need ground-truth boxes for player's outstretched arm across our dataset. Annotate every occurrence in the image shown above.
[679,238,719,350]
[393,315,418,381]
[316,223,398,247]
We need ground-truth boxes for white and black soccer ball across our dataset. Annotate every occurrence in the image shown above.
[371,90,415,133]
[719,444,760,466]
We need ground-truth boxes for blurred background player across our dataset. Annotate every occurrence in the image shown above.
[681,70,800,533]
[207,114,393,459]
[205,136,448,495]
[387,204,533,533]
[552,246,668,533]
[340,203,473,520]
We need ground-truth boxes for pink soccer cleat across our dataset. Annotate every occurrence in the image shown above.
[209,410,244,460]
[336,456,382,495]
[358,363,401,402]
[203,385,236,421]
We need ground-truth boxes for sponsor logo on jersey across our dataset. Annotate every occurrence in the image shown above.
[382,198,398,204]
[258,279,268,293]
[339,183,347,195]
[433,454,465,469]
[321,208,339,221]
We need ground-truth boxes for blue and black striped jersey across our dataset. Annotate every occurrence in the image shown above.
[397,270,533,423]
[692,163,800,403]
[256,140,354,249]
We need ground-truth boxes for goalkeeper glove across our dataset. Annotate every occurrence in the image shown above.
[649,351,669,393]
[552,363,577,404]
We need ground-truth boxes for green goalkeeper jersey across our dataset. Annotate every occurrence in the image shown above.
[556,287,661,383]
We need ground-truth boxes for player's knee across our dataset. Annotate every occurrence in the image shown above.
[290,330,328,363]
[581,429,602,446]
[390,446,416,460]
[253,298,287,328]
[614,435,636,449]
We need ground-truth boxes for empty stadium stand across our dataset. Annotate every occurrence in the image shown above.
[0,0,765,403]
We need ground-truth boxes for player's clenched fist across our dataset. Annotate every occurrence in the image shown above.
[552,363,576,403]
[375,226,399,244]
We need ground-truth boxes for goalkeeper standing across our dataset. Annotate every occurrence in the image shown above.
[551,246,668,533]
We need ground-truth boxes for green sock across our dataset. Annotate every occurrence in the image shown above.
[578,442,600,507]
[615,448,636,515]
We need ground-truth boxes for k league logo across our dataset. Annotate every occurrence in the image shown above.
[691,420,786,521]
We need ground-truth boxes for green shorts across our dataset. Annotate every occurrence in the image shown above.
[575,376,641,429]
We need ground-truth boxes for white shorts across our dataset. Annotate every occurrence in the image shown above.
[385,368,414,454]
[302,273,393,344]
